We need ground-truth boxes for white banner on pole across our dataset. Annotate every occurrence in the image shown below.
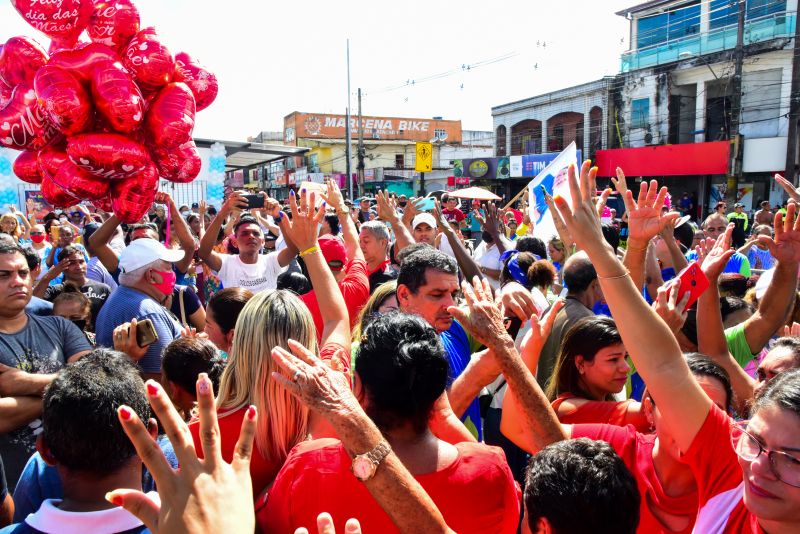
[527,142,578,241]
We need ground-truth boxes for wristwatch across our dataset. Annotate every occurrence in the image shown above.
[351,440,391,482]
[337,205,351,215]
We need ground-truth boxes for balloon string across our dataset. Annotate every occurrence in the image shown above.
[166,201,171,246]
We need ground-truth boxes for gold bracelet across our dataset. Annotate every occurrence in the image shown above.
[299,245,319,258]
[597,270,630,280]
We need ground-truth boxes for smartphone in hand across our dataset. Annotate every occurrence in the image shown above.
[243,194,265,209]
[669,261,709,309]
[135,318,159,348]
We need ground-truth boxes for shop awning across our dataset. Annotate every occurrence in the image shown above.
[595,141,729,177]
[194,138,310,172]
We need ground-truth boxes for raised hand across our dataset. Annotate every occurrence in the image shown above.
[432,199,450,232]
[375,190,399,222]
[447,276,512,351]
[652,279,691,334]
[107,376,256,534]
[611,167,629,197]
[322,178,345,210]
[271,339,361,416]
[222,191,248,216]
[758,201,800,264]
[543,191,573,247]
[154,192,172,205]
[623,178,680,244]
[112,318,148,362]
[698,224,735,282]
[284,190,326,252]
[518,299,564,365]
[775,174,800,203]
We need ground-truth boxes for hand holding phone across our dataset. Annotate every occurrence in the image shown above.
[415,196,436,211]
[135,318,159,348]
[243,194,265,210]
[668,261,709,310]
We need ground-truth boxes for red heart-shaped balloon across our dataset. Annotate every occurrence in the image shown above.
[88,0,140,54]
[48,42,118,85]
[34,65,93,136]
[67,132,151,180]
[111,163,158,223]
[55,159,110,201]
[123,27,174,92]
[145,82,195,149]
[152,139,202,183]
[0,81,12,108]
[37,144,68,179]
[12,149,42,184]
[41,172,78,208]
[10,0,93,45]
[173,52,218,112]
[0,36,48,88]
[0,83,62,150]
[92,194,112,213]
[91,60,144,134]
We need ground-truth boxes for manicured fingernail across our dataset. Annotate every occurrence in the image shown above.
[119,406,133,421]
[246,405,257,420]
[554,194,564,202]
[290,190,295,196]
[105,492,122,506]
[301,188,306,194]
[146,382,159,396]
[198,373,210,395]
[322,201,327,207]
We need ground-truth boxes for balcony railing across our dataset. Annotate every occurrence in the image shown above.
[621,11,796,72]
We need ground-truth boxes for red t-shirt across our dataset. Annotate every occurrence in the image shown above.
[256,439,521,534]
[552,393,650,432]
[572,423,698,534]
[189,342,350,496]
[442,207,466,223]
[300,258,369,343]
[683,405,764,533]
[189,406,281,496]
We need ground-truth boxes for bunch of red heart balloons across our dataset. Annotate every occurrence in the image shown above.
[0,0,218,222]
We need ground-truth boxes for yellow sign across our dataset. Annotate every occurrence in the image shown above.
[415,142,433,172]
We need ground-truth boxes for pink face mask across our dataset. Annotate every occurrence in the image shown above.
[150,269,176,296]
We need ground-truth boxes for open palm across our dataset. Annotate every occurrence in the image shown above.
[759,202,800,264]
[624,180,679,243]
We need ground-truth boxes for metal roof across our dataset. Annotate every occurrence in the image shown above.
[615,0,687,17]
[194,138,310,171]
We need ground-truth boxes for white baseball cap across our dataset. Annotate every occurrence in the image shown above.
[412,213,437,230]
[119,238,184,273]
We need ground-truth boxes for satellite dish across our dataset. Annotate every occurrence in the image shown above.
[644,133,653,144]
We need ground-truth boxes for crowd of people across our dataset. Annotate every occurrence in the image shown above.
[0,167,799,533]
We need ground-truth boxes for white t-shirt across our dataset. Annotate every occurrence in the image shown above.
[475,243,502,290]
[217,252,282,293]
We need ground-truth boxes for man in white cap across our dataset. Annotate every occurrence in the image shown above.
[95,238,184,379]
[411,213,437,246]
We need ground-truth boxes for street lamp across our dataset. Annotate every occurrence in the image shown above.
[678,51,720,80]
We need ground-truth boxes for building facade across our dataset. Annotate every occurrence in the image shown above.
[602,0,798,216]
[279,111,491,198]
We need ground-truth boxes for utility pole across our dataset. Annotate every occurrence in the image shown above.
[357,88,365,198]
[785,7,800,186]
[726,0,746,205]
[345,39,353,202]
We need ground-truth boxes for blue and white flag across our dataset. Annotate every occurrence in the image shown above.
[527,142,578,241]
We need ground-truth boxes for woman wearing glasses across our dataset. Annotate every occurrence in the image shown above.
[550,163,800,533]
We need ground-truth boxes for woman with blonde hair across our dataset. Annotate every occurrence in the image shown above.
[0,208,31,244]
[189,190,351,496]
